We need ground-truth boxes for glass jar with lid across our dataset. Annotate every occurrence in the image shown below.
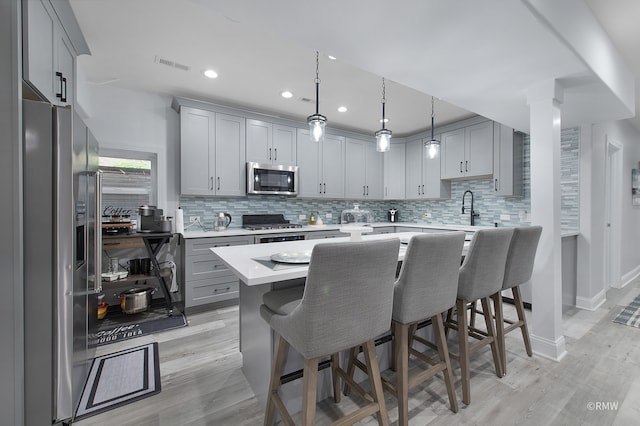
[340,203,373,225]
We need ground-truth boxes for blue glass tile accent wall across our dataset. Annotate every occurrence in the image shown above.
[181,128,579,233]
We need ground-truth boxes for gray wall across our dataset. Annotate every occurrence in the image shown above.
[0,0,22,424]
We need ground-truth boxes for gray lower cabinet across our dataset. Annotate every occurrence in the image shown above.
[183,235,253,309]
[306,229,344,239]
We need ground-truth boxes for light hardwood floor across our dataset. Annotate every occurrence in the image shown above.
[76,279,640,425]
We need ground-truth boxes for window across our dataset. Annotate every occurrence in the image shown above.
[99,149,157,220]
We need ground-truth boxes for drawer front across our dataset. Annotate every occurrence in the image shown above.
[186,254,236,281]
[186,279,239,307]
[306,230,343,240]
[185,236,253,256]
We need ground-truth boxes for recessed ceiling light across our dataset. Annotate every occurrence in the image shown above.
[203,69,218,79]
[327,55,337,60]
[281,91,293,99]
[337,106,348,112]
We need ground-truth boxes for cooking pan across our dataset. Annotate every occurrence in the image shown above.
[120,286,155,314]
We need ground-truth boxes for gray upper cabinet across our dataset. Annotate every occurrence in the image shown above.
[246,119,296,166]
[383,143,406,200]
[405,137,451,200]
[345,138,383,199]
[215,113,246,196]
[441,121,493,180]
[493,123,523,197]
[23,0,76,106]
[179,106,246,196]
[297,129,345,198]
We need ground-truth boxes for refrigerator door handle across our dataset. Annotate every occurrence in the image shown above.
[93,171,103,293]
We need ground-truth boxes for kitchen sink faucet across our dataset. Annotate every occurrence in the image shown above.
[462,190,480,226]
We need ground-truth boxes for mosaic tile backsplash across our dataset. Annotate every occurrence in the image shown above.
[181,128,579,233]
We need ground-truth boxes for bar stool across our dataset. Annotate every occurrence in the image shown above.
[260,238,400,426]
[445,228,513,405]
[347,232,465,425]
[491,226,542,375]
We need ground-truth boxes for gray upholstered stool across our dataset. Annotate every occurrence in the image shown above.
[445,228,513,405]
[346,232,465,425]
[492,226,542,375]
[260,238,400,426]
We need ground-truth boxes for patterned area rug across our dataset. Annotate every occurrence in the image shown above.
[75,342,160,421]
[613,293,640,328]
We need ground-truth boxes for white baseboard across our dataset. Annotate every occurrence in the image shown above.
[575,289,606,311]
[531,334,567,362]
[621,264,640,288]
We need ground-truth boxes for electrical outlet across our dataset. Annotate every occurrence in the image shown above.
[326,213,332,219]
[500,214,511,221]
[422,212,430,219]
[189,216,200,223]
[298,214,307,220]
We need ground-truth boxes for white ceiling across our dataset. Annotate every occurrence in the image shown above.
[69,0,638,137]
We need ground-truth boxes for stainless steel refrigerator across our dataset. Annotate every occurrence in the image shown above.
[23,99,101,425]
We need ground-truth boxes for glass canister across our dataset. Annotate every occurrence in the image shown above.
[340,203,373,225]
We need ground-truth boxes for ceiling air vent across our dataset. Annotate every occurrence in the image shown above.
[154,56,191,72]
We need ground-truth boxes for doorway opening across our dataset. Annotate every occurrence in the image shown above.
[605,137,622,289]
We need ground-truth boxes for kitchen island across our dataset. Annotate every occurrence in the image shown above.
[211,231,467,413]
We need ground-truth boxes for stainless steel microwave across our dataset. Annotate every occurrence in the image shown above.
[247,162,299,196]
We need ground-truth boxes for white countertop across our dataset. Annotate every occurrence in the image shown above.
[182,222,490,239]
[211,231,471,286]
[183,221,578,239]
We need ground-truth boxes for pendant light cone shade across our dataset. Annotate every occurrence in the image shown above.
[425,96,440,159]
[375,78,391,152]
[307,51,327,142]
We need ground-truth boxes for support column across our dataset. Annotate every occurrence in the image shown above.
[527,80,567,361]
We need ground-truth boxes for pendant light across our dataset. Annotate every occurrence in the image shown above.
[375,78,392,152]
[307,51,327,142]
[425,96,440,159]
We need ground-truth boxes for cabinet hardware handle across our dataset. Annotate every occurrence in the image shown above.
[210,177,214,190]
[363,186,365,196]
[319,183,322,194]
[495,178,498,191]
[460,161,463,173]
[366,185,369,196]
[274,148,277,161]
[61,76,67,103]
[323,183,326,194]
[269,148,272,160]
[217,177,221,190]
[422,184,425,195]
[465,161,468,172]
[418,185,420,195]
[55,72,63,99]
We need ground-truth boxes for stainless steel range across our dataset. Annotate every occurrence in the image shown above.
[242,214,303,230]
[242,214,305,243]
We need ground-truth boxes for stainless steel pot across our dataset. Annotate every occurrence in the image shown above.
[120,286,155,314]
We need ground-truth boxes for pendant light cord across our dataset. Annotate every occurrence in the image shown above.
[431,96,435,140]
[315,51,320,115]
[381,78,386,129]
